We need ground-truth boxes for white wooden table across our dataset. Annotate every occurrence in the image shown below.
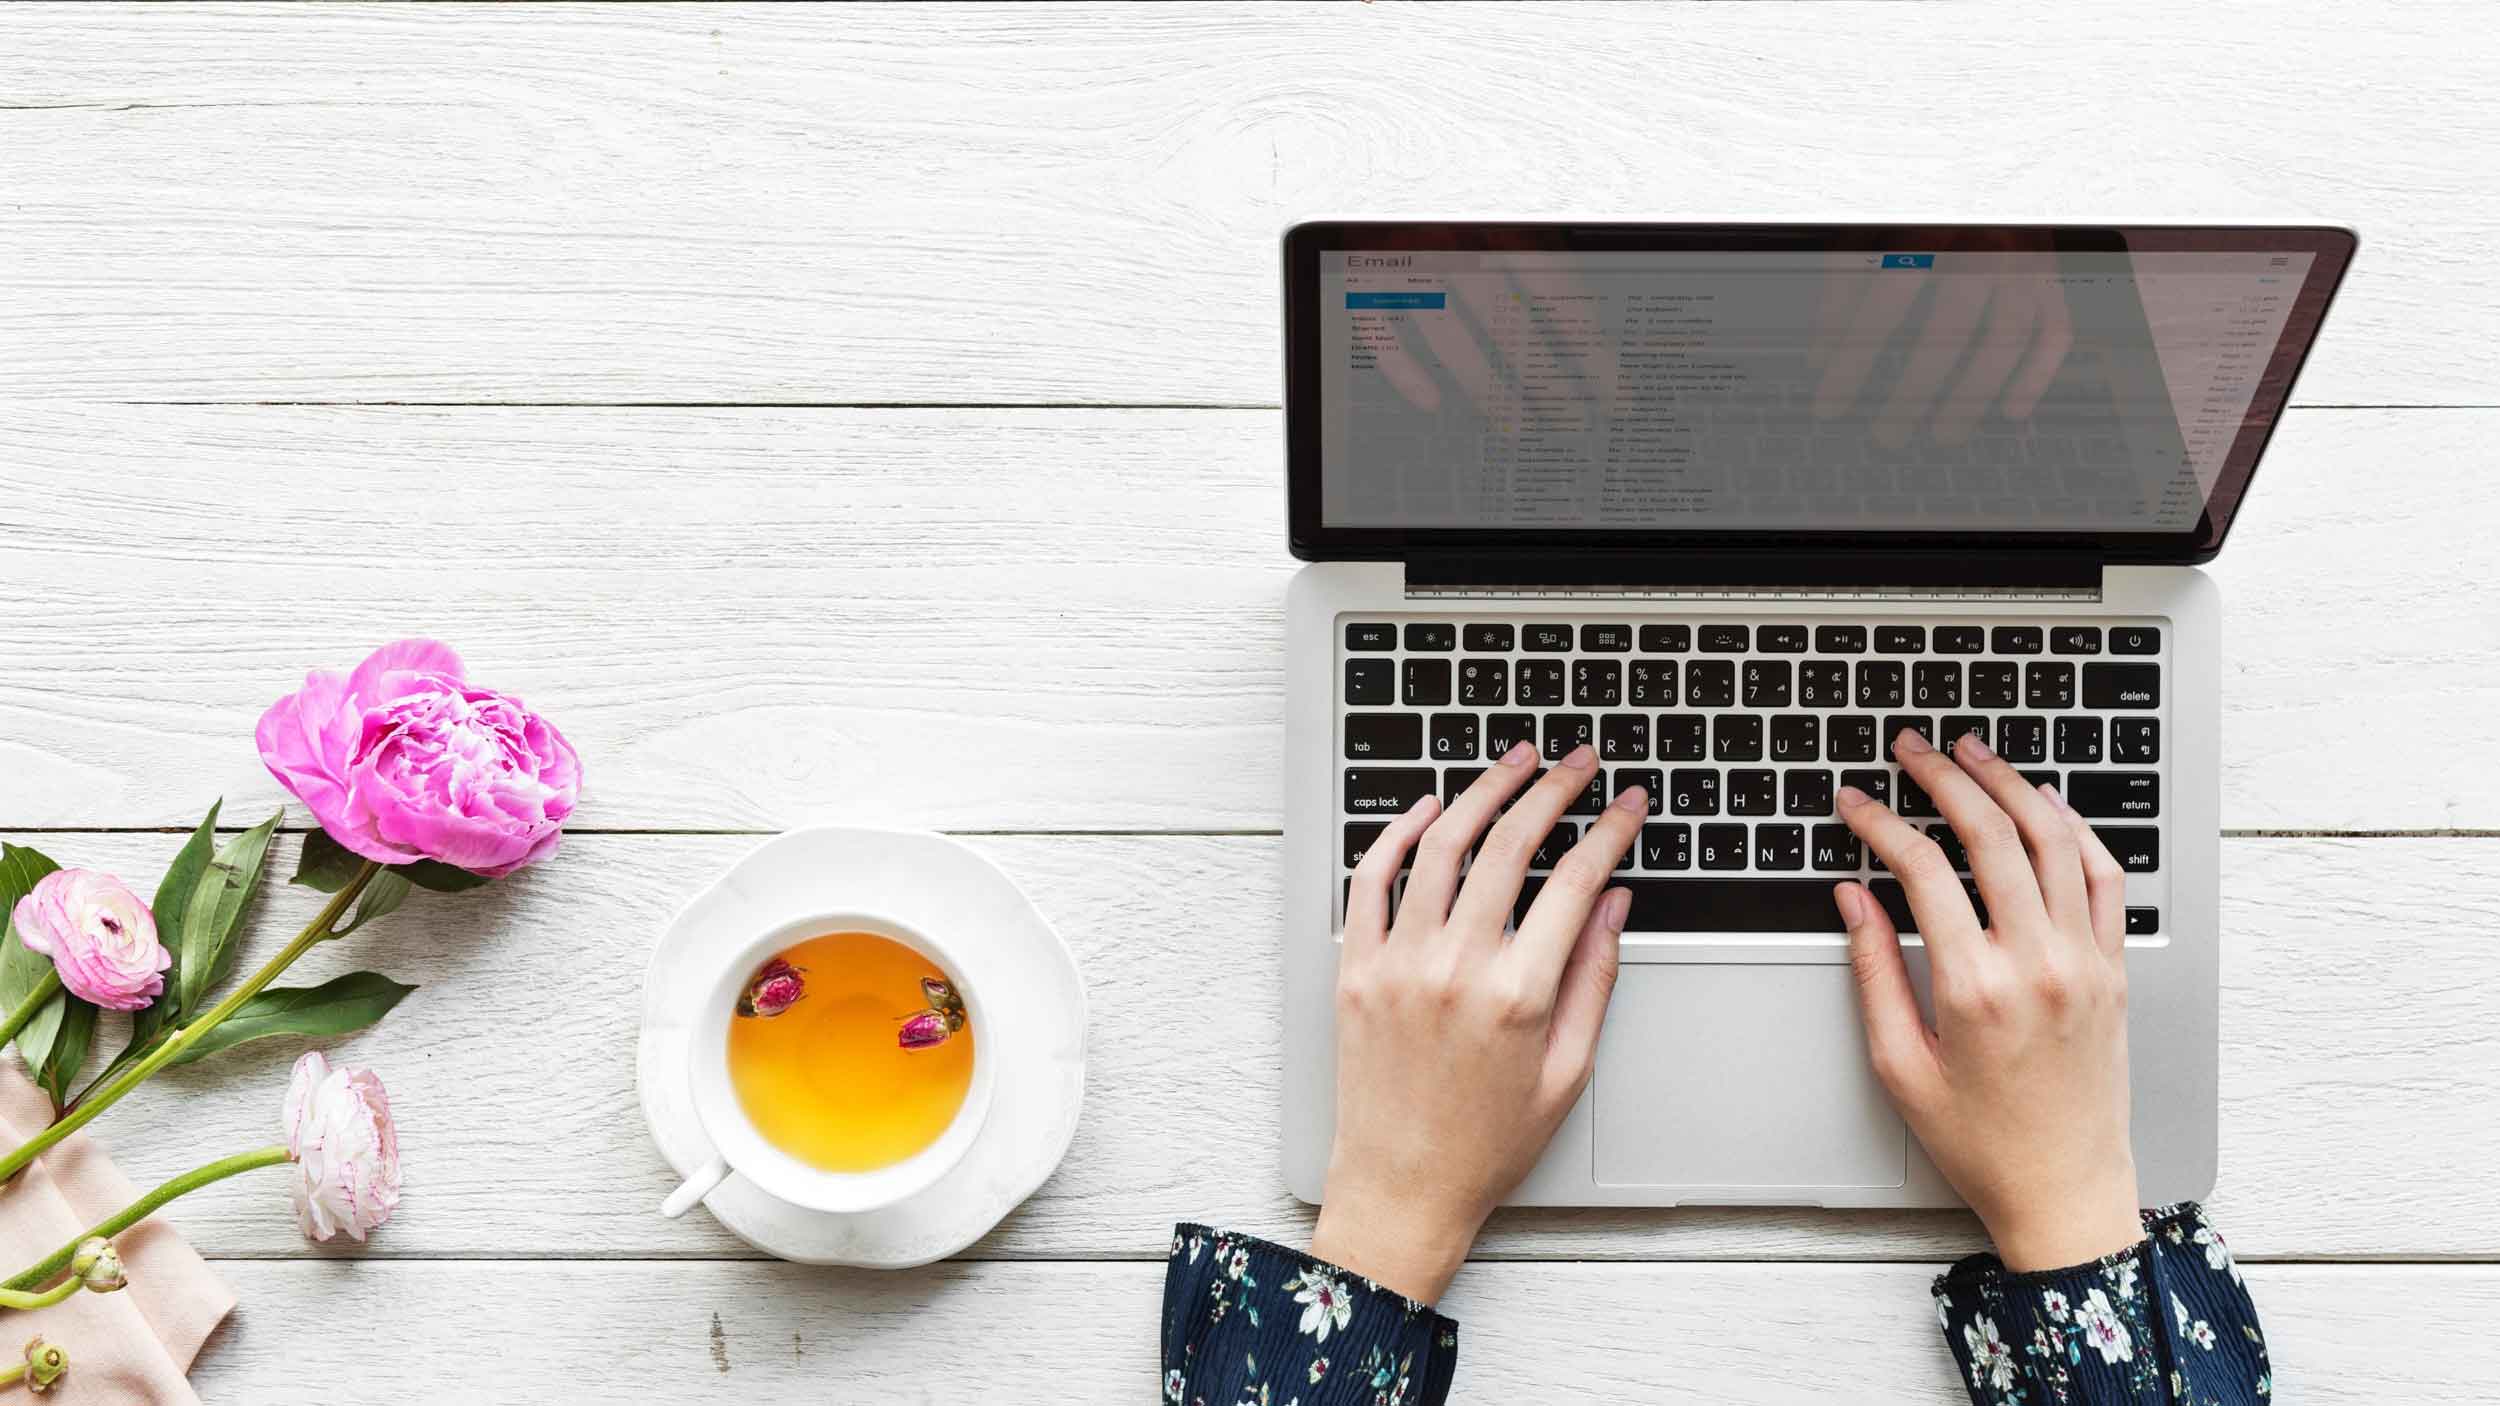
[6,4,2498,1400]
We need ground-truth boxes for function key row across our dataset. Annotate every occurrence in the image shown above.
[1348,622,2161,657]
[1351,657,2159,712]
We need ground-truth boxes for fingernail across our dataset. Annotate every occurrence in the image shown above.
[1499,740,1535,768]
[1834,882,1865,926]
[1600,887,1632,932]
[1836,784,1869,808]
[1561,743,1596,771]
[1609,784,1647,814]
[1895,727,1932,756]
[1959,733,1994,762]
[1410,794,1441,820]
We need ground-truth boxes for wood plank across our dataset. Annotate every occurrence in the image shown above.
[5,2,2493,405]
[191,1259,2500,1403]
[29,832,2500,1262]
[1,405,2490,832]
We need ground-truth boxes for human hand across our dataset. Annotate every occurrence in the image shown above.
[1312,742,1642,1303]
[1832,728,2142,1271]
[1808,263,2076,449]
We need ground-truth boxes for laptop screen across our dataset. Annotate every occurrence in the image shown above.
[1286,225,2355,561]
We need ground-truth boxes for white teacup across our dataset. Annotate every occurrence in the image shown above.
[659,910,995,1219]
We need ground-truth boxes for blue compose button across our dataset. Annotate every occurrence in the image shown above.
[1345,292,1447,310]
[1881,254,1935,270]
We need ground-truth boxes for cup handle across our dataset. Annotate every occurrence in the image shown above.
[660,1154,731,1219]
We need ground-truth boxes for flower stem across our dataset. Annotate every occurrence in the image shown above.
[0,1278,79,1312]
[3,1144,290,1294]
[0,863,379,1186]
[0,971,61,1052]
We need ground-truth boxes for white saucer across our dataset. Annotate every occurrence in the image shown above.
[637,827,1087,1267]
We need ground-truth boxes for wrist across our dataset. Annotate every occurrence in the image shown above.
[1983,1177,2146,1273]
[1310,1187,1479,1305]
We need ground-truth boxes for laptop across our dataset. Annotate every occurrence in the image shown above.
[1281,222,2354,1208]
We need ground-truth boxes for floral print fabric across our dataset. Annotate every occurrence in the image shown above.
[1164,1224,1458,1406]
[1934,1203,2271,1405]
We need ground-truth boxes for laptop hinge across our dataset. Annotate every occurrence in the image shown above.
[1405,549,2103,603]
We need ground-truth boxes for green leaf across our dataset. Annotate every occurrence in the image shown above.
[289,828,365,893]
[0,842,65,1030]
[32,998,94,1107]
[401,859,490,893]
[0,843,92,1106]
[169,971,417,1066]
[335,871,412,936]
[96,802,226,1095]
[177,809,282,1014]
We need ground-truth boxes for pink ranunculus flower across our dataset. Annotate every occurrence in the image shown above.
[283,1051,401,1243]
[9,869,171,1012]
[256,640,581,878]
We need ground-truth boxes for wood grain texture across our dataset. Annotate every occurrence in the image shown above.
[25,831,2496,1263]
[3,405,2491,833]
[6,2,2494,405]
[187,1259,2500,1404]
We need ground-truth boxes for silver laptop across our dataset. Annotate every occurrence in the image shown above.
[1281,222,2354,1208]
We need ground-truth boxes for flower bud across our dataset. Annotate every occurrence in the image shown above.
[72,1238,124,1294]
[897,1009,951,1049]
[736,958,804,1018]
[21,1335,66,1393]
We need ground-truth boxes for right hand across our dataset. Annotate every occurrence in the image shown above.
[1832,728,2143,1271]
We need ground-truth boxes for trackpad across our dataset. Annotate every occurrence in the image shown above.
[1594,965,1906,1189]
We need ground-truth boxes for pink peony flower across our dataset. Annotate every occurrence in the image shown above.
[256,640,580,878]
[9,869,170,1012]
[283,1051,401,1243]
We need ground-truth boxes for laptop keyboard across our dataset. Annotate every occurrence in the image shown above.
[1339,615,2166,935]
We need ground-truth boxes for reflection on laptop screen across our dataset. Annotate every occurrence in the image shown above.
[1318,249,2315,532]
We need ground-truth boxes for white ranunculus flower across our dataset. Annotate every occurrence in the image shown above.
[284,1051,402,1242]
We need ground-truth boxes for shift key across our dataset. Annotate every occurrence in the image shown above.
[2064,771,2161,818]
[1345,768,1436,816]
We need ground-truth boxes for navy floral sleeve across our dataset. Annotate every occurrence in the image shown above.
[1934,1203,2271,1405]
[1163,1224,1458,1406]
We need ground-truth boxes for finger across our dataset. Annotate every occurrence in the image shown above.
[1812,269,1926,420]
[1928,281,2037,445]
[1874,273,1994,449]
[1836,781,1983,960]
[2000,280,2074,421]
[1513,781,1647,975]
[2048,783,2130,960]
[1395,740,1539,928]
[1835,880,1944,1110]
[1543,886,1629,1100]
[1448,744,1599,938]
[1344,792,1438,950]
[1948,732,2089,934]
[1891,728,2050,938]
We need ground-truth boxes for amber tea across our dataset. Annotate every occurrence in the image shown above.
[725,930,976,1173]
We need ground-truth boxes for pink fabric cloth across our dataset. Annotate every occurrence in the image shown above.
[0,1068,234,1403]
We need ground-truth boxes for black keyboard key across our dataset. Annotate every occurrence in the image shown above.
[1344,658,1393,705]
[1458,658,1509,706]
[1714,714,1764,761]
[1923,824,1970,872]
[1441,768,1485,805]
[1687,659,1736,707]
[1839,769,1891,807]
[1991,626,2044,655]
[1487,714,1535,759]
[1784,769,1835,816]
[1940,716,1990,759]
[1628,659,1678,707]
[1933,625,1985,654]
[1600,713,1650,762]
[1810,825,1861,871]
[1404,622,1456,652]
[1911,661,1962,709]
[1997,714,2046,763]
[1655,713,1707,761]
[1463,623,1514,653]
[1516,659,1566,706]
[1882,715,1934,761]
[1799,660,1849,708]
[1344,823,1399,869]
[1755,824,1806,871]
[1669,768,1721,816]
[1511,877,1848,931]
[1345,714,1423,760]
[1639,623,1691,654]
[1728,768,1778,816]
[2055,716,2105,764]
[1640,823,1692,871]
[2111,717,2161,763]
[1815,625,1868,654]
[1615,768,1663,815]
[2110,626,2162,655]
[1742,659,1793,708]
[1345,622,1396,651]
[1769,714,1820,762]
[1699,623,1750,653]
[1344,768,1434,815]
[1898,773,1939,818]
[1543,714,1594,760]
[1697,824,1748,871]
[1580,623,1633,653]
[2095,827,2159,872]
[1523,623,1575,653]
[1867,878,1991,933]
[1757,624,1809,653]
[1828,715,1879,762]
[1855,661,1906,708]
[1402,658,1451,706]
[1428,713,1480,761]
[2026,662,2077,710]
[2019,769,2061,792]
[2066,771,2160,818]
[2125,906,2159,936]
[2082,663,2161,710]
[1565,769,1607,816]
[2052,626,2103,655]
[1875,625,1926,654]
[1530,822,1579,869]
[1573,659,1623,707]
[1967,661,2018,709]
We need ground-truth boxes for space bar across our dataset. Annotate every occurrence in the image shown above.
[1512,878,1845,932]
